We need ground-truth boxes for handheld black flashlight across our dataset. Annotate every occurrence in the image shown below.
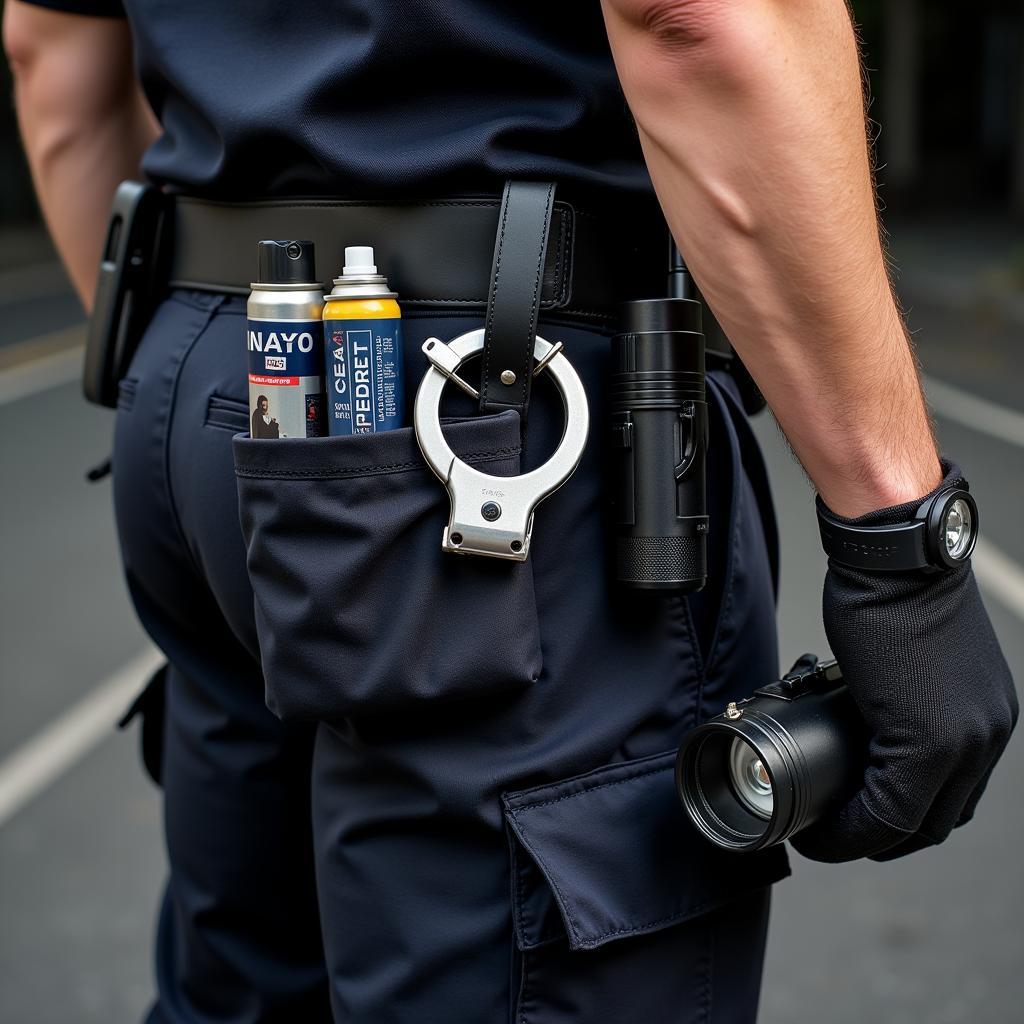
[609,243,708,590]
[675,655,867,852]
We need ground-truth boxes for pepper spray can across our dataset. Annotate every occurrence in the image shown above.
[323,247,404,434]
[246,240,325,438]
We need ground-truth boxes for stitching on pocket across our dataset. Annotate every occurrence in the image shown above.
[508,761,671,815]
[235,444,521,480]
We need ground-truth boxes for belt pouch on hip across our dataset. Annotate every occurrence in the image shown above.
[232,190,552,724]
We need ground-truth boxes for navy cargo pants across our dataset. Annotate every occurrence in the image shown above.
[113,288,790,1024]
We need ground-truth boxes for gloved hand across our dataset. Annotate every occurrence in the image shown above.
[791,462,1018,863]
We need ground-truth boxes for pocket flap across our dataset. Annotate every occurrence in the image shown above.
[502,750,790,952]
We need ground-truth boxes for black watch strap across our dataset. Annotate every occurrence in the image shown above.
[479,180,557,421]
[816,509,931,572]
[816,460,977,574]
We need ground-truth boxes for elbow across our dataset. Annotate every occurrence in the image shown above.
[631,0,734,51]
[611,0,774,87]
[3,4,44,81]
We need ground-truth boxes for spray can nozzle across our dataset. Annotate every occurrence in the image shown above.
[256,239,317,284]
[342,246,378,276]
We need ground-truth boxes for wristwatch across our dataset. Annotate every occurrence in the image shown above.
[816,478,979,573]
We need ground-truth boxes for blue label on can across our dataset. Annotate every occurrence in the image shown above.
[326,318,404,434]
[246,318,325,438]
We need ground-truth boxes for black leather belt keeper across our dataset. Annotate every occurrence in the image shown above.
[479,181,556,419]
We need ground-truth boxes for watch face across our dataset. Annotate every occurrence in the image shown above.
[943,498,974,560]
[928,489,979,569]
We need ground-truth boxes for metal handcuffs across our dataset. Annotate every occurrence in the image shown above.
[413,328,589,561]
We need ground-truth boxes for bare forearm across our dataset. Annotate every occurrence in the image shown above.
[602,0,940,516]
[4,2,159,311]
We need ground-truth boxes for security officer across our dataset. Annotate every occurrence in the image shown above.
[5,2,1016,1024]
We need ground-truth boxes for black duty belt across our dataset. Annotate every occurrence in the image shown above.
[168,190,666,323]
[85,180,751,413]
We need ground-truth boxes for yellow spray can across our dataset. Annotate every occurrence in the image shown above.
[323,246,404,434]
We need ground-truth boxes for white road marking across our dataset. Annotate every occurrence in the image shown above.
[0,340,84,406]
[924,375,1024,448]
[0,648,163,828]
[973,538,1024,624]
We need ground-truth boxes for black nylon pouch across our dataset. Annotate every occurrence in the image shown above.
[233,411,543,722]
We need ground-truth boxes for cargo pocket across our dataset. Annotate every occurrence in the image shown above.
[502,750,790,1021]
[233,411,543,722]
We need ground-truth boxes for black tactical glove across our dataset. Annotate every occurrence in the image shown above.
[791,461,1018,863]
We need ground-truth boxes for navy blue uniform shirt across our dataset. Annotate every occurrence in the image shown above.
[27,0,653,201]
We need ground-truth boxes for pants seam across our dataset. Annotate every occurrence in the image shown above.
[517,948,532,1024]
[163,296,226,576]
[698,912,715,1024]
[675,595,706,729]
[703,377,742,677]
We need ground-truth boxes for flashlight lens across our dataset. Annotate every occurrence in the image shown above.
[944,499,973,560]
[728,738,774,820]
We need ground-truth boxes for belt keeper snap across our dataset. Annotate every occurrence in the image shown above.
[414,328,589,561]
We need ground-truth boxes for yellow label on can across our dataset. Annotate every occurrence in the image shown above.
[323,297,404,434]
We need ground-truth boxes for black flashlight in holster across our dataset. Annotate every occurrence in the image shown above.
[675,654,868,852]
[610,244,709,590]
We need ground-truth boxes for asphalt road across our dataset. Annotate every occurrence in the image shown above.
[0,231,1022,1023]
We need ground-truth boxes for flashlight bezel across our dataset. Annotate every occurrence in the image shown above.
[677,711,809,852]
[676,657,864,854]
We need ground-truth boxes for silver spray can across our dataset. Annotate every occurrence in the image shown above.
[246,240,325,438]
